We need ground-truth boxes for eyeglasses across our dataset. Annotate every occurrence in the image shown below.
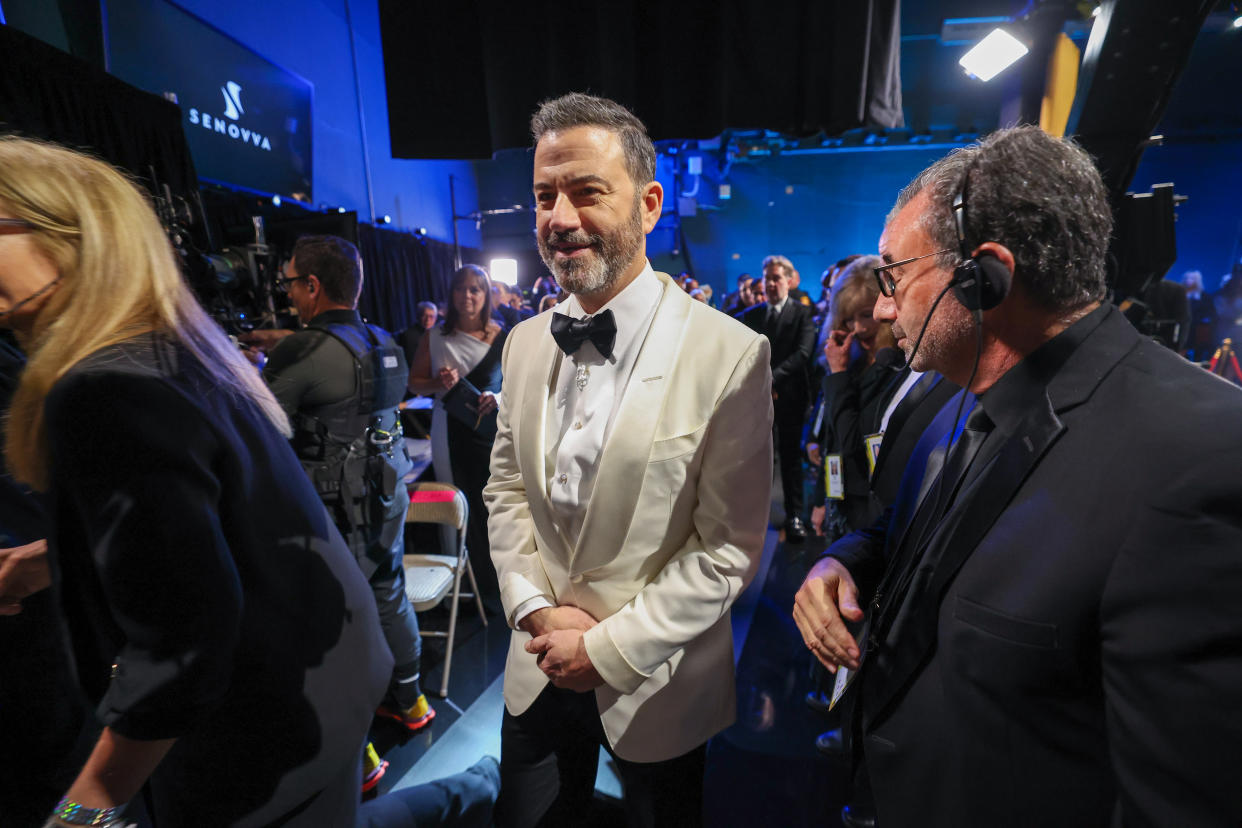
[0,219,34,235]
[873,248,955,297]
[276,275,307,290]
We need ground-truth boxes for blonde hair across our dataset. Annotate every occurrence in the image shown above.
[1,136,289,489]
[830,255,896,351]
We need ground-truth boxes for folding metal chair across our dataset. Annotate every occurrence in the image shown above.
[403,482,487,698]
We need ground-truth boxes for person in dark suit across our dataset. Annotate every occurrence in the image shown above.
[793,125,1242,826]
[738,255,817,541]
[721,273,753,316]
[396,301,439,367]
[1181,269,1217,360]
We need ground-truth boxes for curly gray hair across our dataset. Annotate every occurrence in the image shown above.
[889,125,1113,311]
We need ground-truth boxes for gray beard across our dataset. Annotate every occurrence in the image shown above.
[538,202,644,297]
[905,299,976,373]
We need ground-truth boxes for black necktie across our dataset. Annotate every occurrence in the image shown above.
[765,304,778,334]
[866,401,994,655]
[550,309,617,359]
[929,404,994,522]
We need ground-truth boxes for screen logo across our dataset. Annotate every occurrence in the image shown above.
[222,81,244,120]
[188,79,272,151]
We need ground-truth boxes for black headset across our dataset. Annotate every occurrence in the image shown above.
[950,165,1011,312]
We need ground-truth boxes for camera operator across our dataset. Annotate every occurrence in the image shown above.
[241,235,434,733]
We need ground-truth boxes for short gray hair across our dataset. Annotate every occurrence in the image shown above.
[531,92,656,186]
[889,125,1112,312]
[761,254,795,279]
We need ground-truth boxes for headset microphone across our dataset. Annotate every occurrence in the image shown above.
[901,279,958,370]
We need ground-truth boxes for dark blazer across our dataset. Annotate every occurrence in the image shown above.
[830,305,1242,827]
[45,334,392,825]
[737,299,817,402]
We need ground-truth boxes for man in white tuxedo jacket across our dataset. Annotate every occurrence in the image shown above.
[484,93,773,828]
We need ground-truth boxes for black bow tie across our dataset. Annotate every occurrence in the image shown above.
[550,309,617,359]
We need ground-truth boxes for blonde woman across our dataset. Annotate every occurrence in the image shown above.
[807,255,900,537]
[0,137,391,826]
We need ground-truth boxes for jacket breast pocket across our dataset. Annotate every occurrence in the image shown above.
[648,424,706,463]
[949,595,1066,695]
[953,595,1058,648]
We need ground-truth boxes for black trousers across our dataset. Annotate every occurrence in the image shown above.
[773,395,807,520]
[494,684,706,828]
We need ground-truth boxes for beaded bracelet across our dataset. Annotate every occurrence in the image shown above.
[50,797,123,827]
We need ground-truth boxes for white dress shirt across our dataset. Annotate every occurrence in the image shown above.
[512,263,662,625]
[879,369,924,435]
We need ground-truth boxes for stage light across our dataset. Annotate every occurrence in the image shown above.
[381,215,392,224]
[272,194,282,207]
[337,206,347,213]
[1233,15,1242,28]
[416,227,428,236]
[490,258,518,286]
[960,28,1029,81]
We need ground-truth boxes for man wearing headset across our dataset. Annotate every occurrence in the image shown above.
[793,125,1242,827]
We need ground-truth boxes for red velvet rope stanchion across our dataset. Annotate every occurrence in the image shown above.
[1208,338,1241,384]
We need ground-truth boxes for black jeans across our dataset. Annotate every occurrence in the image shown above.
[494,684,706,828]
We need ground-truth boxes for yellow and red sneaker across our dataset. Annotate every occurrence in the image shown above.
[376,693,436,734]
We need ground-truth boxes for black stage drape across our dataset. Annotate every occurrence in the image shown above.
[0,23,200,213]
[380,0,903,159]
[357,226,479,333]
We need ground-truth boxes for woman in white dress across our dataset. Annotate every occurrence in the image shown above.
[408,264,508,612]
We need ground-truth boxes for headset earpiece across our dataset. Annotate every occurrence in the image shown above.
[951,169,1011,312]
[952,253,1011,311]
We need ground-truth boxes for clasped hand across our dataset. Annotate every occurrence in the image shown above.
[438,366,459,390]
[522,606,605,692]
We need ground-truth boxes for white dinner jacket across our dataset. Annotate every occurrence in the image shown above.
[484,271,773,762]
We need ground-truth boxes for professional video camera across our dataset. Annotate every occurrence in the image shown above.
[1110,182,1188,350]
[146,168,290,336]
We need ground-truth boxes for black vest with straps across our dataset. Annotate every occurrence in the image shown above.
[291,316,412,525]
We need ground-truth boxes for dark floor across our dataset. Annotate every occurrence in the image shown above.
[370,524,852,827]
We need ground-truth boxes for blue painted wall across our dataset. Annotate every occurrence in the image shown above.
[655,146,962,301]
[153,0,478,246]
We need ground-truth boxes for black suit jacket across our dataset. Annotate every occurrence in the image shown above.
[830,305,1242,827]
[45,334,392,824]
[737,300,817,402]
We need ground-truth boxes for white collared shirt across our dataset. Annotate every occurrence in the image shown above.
[879,370,924,435]
[512,263,662,626]
[545,263,661,538]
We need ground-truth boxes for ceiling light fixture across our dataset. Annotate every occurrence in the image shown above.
[960,28,1030,81]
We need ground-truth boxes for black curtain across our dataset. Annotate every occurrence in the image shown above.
[0,23,200,214]
[380,0,902,159]
[357,225,479,333]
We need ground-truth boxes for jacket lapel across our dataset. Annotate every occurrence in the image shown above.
[517,313,567,558]
[571,273,691,571]
[867,394,1064,723]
